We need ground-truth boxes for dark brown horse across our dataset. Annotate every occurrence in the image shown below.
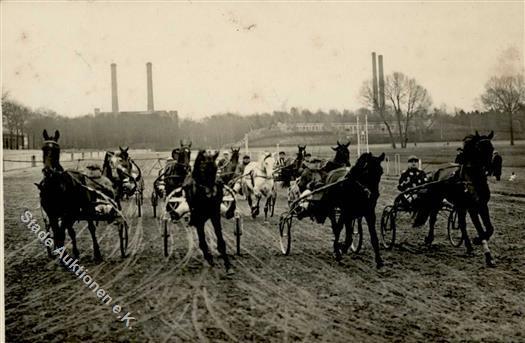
[315,152,386,267]
[36,130,116,262]
[184,150,232,272]
[414,131,496,267]
[219,147,240,186]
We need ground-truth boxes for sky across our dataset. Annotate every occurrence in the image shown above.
[1,1,524,119]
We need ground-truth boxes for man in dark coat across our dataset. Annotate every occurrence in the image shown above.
[491,151,503,181]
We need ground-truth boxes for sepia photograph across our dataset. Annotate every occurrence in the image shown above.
[1,1,524,341]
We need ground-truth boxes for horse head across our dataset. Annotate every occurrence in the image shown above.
[259,152,276,177]
[463,131,494,170]
[230,147,240,163]
[331,140,351,167]
[193,150,219,187]
[297,145,307,157]
[42,129,61,171]
[348,152,385,194]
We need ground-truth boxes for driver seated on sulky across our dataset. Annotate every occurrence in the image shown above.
[397,155,429,207]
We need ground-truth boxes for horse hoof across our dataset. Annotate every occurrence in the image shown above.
[424,236,434,246]
[376,259,385,269]
[485,253,496,267]
[472,236,482,245]
[94,257,103,264]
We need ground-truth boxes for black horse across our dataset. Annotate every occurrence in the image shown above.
[314,152,385,268]
[295,140,351,194]
[414,131,496,267]
[184,150,232,272]
[102,146,133,199]
[163,140,192,195]
[278,145,306,187]
[36,130,114,262]
[219,147,240,186]
[322,140,350,174]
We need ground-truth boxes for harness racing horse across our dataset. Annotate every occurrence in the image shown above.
[288,140,351,206]
[219,147,240,186]
[414,131,496,267]
[184,150,232,272]
[278,145,306,187]
[243,152,277,220]
[164,140,192,195]
[36,130,119,262]
[102,146,144,216]
[315,152,386,268]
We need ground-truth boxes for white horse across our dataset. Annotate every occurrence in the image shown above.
[242,152,277,220]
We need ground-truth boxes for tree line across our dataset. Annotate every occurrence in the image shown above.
[3,73,524,150]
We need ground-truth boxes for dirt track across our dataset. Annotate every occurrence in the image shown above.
[4,155,525,342]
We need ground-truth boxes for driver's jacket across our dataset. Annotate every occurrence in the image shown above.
[398,168,428,192]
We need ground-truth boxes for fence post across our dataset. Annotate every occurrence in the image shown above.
[81,152,85,159]
[71,153,74,161]
[31,155,36,167]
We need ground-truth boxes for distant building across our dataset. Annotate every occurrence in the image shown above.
[276,121,397,135]
[3,128,28,149]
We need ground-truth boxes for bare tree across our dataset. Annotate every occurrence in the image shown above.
[360,72,432,148]
[360,80,397,148]
[384,72,432,148]
[480,74,525,145]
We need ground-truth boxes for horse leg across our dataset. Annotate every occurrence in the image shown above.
[195,221,214,266]
[263,197,269,221]
[467,208,495,267]
[425,209,439,246]
[341,217,358,255]
[49,216,64,251]
[87,220,103,262]
[478,202,494,240]
[365,211,384,268]
[457,208,473,255]
[329,212,343,261]
[252,196,261,218]
[210,213,232,271]
[66,221,80,259]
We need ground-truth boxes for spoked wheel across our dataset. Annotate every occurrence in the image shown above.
[279,215,292,255]
[119,221,129,258]
[163,219,170,257]
[136,192,142,217]
[348,218,364,253]
[151,191,158,218]
[447,208,463,247]
[234,213,243,255]
[380,206,396,250]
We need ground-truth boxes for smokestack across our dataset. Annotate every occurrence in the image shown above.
[111,63,119,113]
[146,62,154,112]
[371,52,379,111]
[378,55,385,110]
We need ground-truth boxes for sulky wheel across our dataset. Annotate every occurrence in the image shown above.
[151,191,158,218]
[279,215,292,255]
[234,212,243,256]
[380,205,396,250]
[447,208,463,247]
[136,192,142,217]
[119,221,129,258]
[163,219,170,257]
